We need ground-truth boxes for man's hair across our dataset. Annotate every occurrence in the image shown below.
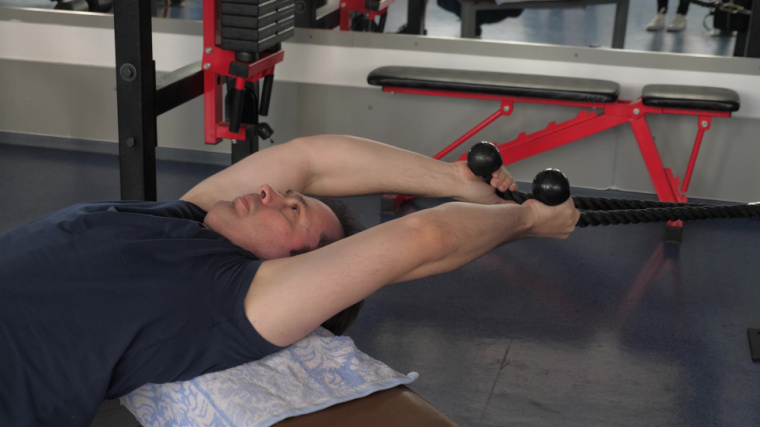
[317,198,366,335]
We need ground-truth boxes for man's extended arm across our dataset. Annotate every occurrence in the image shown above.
[246,197,579,347]
[181,135,516,210]
[181,134,579,348]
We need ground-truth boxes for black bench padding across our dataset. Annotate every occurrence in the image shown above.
[642,84,740,112]
[367,66,620,103]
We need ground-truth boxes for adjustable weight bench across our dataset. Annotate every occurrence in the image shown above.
[367,66,740,220]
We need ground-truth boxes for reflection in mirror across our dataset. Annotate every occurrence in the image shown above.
[2,0,749,57]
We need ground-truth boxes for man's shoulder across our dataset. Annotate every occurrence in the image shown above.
[93,200,208,221]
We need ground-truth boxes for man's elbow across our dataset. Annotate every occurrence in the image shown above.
[403,214,461,266]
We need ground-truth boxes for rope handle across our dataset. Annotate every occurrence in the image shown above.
[466,142,759,227]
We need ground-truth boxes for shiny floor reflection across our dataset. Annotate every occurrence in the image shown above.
[352,196,760,426]
[2,0,738,56]
[2,141,758,426]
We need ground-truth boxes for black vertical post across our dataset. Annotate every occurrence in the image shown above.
[738,2,760,58]
[231,82,260,164]
[231,126,259,164]
[114,0,158,201]
[748,13,760,58]
[399,0,426,35]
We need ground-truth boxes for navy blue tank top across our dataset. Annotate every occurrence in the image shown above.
[0,201,282,426]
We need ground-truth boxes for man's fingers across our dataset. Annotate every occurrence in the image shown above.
[490,167,516,192]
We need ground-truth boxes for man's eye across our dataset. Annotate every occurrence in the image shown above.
[291,205,298,214]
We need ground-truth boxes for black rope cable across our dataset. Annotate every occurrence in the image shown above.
[467,142,758,227]
[499,189,701,210]
[578,204,760,227]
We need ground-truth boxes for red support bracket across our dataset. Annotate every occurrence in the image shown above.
[202,50,283,144]
[339,0,394,31]
[628,114,683,203]
[433,100,514,160]
[492,110,626,165]
[681,116,712,195]
[202,0,285,145]
[381,85,732,217]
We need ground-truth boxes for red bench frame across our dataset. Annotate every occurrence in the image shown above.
[381,86,731,213]
[339,0,395,31]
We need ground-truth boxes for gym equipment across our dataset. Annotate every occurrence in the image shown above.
[453,0,628,43]
[467,141,760,228]
[52,0,113,12]
[692,0,758,57]
[368,66,740,213]
[114,0,295,200]
[293,0,393,32]
[203,0,295,162]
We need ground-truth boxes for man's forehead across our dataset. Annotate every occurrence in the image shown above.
[310,197,343,240]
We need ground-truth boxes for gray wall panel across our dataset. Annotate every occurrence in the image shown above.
[3,57,757,202]
[0,59,117,142]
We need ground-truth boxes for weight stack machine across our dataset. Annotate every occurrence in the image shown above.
[114,0,296,200]
[205,0,295,162]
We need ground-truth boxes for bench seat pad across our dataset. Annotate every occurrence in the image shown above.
[367,66,620,103]
[642,84,740,112]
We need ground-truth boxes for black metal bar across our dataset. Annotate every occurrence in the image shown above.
[259,74,274,116]
[399,0,425,34]
[231,125,259,164]
[748,328,760,362]
[228,85,246,133]
[728,0,756,57]
[740,1,759,58]
[114,0,157,201]
[610,0,629,49]
[456,0,628,45]
[315,2,340,28]
[295,0,337,28]
[155,61,204,116]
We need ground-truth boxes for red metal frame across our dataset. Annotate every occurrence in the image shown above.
[613,242,683,330]
[382,86,731,206]
[202,0,285,144]
[339,0,394,31]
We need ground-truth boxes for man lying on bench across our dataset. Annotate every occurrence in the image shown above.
[0,135,579,426]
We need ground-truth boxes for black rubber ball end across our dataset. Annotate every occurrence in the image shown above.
[532,169,570,206]
[467,142,503,177]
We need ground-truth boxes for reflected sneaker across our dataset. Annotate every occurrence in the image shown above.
[646,8,666,31]
[667,14,687,32]
[709,28,736,37]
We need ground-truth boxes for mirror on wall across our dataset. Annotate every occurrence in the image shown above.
[3,0,756,58]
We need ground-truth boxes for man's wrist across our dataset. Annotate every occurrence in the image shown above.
[448,161,474,200]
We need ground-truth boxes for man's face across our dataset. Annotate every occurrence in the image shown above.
[204,184,343,259]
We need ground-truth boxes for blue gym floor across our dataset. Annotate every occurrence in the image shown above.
[1,1,757,426]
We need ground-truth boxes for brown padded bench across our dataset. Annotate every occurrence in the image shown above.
[275,385,461,426]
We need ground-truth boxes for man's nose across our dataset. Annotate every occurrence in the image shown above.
[259,184,283,206]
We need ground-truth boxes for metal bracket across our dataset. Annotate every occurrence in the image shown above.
[748,328,760,362]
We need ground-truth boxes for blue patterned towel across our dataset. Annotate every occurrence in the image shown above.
[120,328,418,426]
